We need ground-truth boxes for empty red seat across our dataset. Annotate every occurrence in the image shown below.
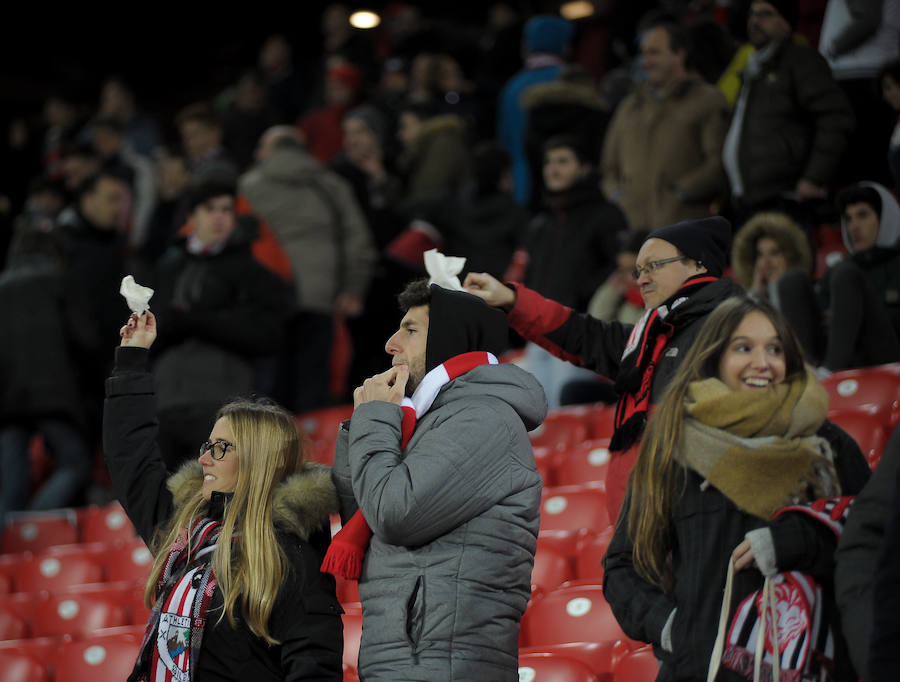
[574,527,615,583]
[0,650,48,682]
[100,539,154,586]
[823,367,900,427]
[829,410,889,470]
[539,486,610,535]
[531,540,575,594]
[77,503,137,544]
[520,583,631,649]
[530,414,590,450]
[30,586,129,638]
[581,403,617,440]
[1,512,79,554]
[517,652,597,681]
[13,545,105,594]
[0,593,37,640]
[611,645,659,681]
[296,405,354,465]
[553,439,613,488]
[53,629,141,682]
[342,605,363,674]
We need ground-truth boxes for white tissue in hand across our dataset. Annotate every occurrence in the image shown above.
[424,249,466,291]
[120,275,154,314]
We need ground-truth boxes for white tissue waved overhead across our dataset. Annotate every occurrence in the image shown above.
[119,275,154,314]
[424,249,466,291]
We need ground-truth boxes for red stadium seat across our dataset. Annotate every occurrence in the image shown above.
[53,629,142,682]
[539,486,610,535]
[520,583,631,649]
[335,575,360,606]
[531,540,575,593]
[553,439,613,488]
[0,650,48,682]
[829,410,889,470]
[0,593,38,640]
[296,405,353,465]
[823,367,900,428]
[519,641,631,678]
[582,404,617,440]
[611,645,659,681]
[574,527,616,583]
[100,539,153,586]
[13,545,105,594]
[517,652,597,682]
[0,635,62,662]
[529,414,590,450]
[342,605,363,675]
[77,503,138,544]
[30,587,129,638]
[1,512,78,554]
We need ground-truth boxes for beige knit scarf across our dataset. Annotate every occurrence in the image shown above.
[678,366,840,519]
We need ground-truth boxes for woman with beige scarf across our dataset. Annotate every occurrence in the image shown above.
[602,296,871,681]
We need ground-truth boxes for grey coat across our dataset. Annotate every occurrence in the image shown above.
[332,363,547,681]
[239,145,376,314]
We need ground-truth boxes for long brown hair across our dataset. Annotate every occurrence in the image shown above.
[626,296,805,587]
[145,399,305,644]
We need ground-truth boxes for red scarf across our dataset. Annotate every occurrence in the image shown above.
[321,351,498,580]
[610,276,718,452]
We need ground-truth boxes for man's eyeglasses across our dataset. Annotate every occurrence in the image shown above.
[199,440,235,460]
[632,256,688,280]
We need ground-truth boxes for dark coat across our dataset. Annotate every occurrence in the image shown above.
[103,347,343,681]
[733,40,854,208]
[603,420,870,682]
[0,260,98,432]
[150,226,290,412]
[835,425,900,680]
[524,175,628,311]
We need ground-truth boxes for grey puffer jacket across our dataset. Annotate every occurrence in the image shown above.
[239,145,376,314]
[332,363,547,681]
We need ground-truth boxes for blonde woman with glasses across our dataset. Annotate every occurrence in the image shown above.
[104,311,343,682]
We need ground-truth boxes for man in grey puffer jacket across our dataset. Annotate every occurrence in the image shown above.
[332,280,547,681]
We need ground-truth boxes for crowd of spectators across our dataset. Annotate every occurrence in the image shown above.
[1,0,899,516]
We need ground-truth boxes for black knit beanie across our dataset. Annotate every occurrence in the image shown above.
[424,285,509,373]
[757,0,797,28]
[647,216,732,277]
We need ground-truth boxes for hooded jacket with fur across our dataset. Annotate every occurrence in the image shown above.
[103,346,343,681]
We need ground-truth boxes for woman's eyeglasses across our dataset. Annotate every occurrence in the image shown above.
[199,440,235,460]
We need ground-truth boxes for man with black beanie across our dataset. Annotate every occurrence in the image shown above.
[329,280,547,680]
[466,216,743,519]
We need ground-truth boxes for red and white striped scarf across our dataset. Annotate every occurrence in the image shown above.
[130,518,221,682]
[321,351,498,579]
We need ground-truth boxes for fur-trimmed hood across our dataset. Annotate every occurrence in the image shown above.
[731,211,812,289]
[520,79,608,112]
[167,461,339,542]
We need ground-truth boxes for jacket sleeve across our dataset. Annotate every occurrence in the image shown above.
[600,100,627,202]
[602,495,676,647]
[348,399,522,547]
[827,0,884,56]
[675,89,729,201]
[273,538,344,681]
[792,48,855,186]
[508,283,632,381]
[102,346,174,546]
[835,425,900,679]
[331,422,359,523]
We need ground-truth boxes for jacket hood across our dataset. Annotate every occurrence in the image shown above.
[434,362,548,432]
[167,460,338,542]
[841,182,900,252]
[731,211,812,288]
[256,146,323,184]
[425,284,510,373]
[520,80,607,112]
